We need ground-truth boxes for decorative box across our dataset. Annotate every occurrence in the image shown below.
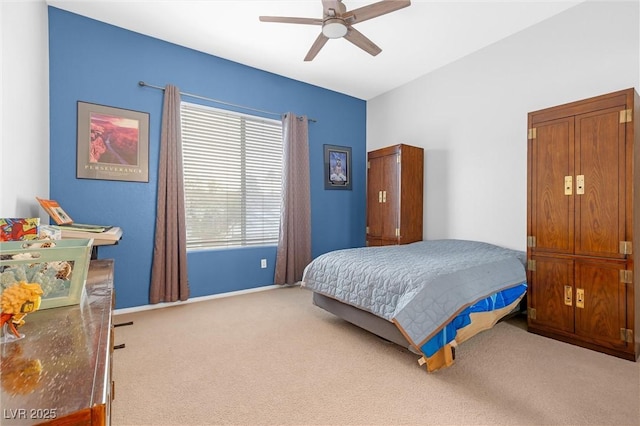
[0,239,93,309]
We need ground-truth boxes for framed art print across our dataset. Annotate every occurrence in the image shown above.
[324,144,352,190]
[76,101,150,182]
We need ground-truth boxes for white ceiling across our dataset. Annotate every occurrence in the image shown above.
[45,0,585,100]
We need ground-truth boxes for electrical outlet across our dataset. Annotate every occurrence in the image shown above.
[261,259,267,269]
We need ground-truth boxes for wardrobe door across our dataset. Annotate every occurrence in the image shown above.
[574,107,627,259]
[574,259,629,351]
[379,153,399,244]
[528,117,575,256]
[366,155,385,245]
[528,255,575,334]
[367,151,400,245]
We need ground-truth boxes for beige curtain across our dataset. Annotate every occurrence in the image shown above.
[150,84,189,303]
[274,113,311,285]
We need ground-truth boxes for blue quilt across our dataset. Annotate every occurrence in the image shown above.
[301,239,527,349]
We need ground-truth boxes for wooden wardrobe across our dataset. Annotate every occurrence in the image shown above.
[366,144,423,246]
[526,88,639,361]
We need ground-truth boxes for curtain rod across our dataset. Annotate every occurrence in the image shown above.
[138,81,317,122]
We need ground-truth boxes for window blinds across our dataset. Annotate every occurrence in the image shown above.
[181,102,283,249]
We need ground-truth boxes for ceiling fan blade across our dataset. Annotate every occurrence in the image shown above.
[304,33,329,61]
[259,16,323,25]
[344,0,411,24]
[343,27,381,56]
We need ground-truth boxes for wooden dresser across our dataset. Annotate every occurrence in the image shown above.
[526,88,639,361]
[366,144,424,246]
[1,259,115,425]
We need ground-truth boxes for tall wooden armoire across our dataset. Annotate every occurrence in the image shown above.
[526,88,639,361]
[366,144,423,246]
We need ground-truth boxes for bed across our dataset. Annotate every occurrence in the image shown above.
[300,239,527,372]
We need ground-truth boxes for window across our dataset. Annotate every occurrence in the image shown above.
[180,102,283,249]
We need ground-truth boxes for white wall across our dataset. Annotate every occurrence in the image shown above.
[367,1,640,251]
[1,0,49,218]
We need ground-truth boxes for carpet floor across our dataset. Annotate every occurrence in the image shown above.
[111,286,640,425]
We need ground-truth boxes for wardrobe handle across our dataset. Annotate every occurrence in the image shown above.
[564,176,573,195]
[382,191,386,203]
[576,175,585,195]
[378,191,383,203]
[576,288,585,308]
[564,285,573,306]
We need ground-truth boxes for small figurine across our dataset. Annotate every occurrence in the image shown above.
[0,282,43,342]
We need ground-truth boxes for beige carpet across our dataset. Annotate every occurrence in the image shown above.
[111,286,640,426]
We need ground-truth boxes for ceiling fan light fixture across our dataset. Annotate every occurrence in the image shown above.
[322,18,348,39]
[260,0,412,61]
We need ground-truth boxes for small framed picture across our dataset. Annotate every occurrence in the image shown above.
[76,101,150,182]
[324,144,352,190]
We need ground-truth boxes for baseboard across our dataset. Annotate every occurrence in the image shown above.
[113,285,280,316]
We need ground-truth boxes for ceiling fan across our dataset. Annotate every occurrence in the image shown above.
[259,0,411,61]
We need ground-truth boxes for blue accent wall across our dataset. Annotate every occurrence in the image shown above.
[48,7,366,309]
